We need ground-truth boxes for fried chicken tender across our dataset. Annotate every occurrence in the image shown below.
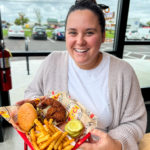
[38,98,66,124]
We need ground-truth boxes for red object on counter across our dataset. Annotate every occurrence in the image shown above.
[72,132,91,150]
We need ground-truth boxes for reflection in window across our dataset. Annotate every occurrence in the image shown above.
[123,44,150,88]
[123,1,150,88]
[126,0,150,41]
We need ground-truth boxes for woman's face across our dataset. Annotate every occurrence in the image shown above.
[66,9,105,69]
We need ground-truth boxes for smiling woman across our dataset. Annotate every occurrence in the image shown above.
[0,0,149,150]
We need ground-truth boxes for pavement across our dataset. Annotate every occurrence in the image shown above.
[0,56,150,149]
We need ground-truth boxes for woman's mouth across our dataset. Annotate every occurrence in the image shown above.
[74,48,89,53]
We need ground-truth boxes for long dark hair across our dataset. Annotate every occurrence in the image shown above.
[65,0,105,33]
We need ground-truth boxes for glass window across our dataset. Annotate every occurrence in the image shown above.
[125,1,150,41]
[0,0,72,52]
[98,0,118,52]
[123,0,150,88]
[0,0,120,53]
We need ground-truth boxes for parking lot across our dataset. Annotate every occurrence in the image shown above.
[3,37,150,60]
[3,37,65,52]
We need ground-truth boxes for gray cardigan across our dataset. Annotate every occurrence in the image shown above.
[24,51,147,150]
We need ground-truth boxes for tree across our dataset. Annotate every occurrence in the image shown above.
[14,18,21,25]
[14,13,29,25]
[34,8,42,25]
[147,21,150,26]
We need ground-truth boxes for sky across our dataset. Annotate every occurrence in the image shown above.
[0,0,150,25]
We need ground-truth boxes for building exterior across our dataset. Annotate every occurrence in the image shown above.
[59,20,65,27]
[47,18,58,28]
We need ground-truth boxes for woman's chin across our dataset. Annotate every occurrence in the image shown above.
[73,57,88,65]
[75,62,90,69]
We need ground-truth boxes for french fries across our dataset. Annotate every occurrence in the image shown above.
[63,139,75,148]
[47,139,57,150]
[37,134,50,144]
[34,119,47,135]
[63,145,74,150]
[32,141,40,150]
[54,132,68,150]
[58,143,63,150]
[30,128,36,142]
[29,118,75,150]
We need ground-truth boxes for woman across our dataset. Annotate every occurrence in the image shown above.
[24,0,147,149]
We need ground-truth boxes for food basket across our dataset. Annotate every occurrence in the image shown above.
[0,91,97,150]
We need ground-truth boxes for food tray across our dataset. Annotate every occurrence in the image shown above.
[0,91,96,149]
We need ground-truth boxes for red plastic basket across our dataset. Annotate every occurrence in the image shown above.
[16,130,34,150]
[16,129,91,150]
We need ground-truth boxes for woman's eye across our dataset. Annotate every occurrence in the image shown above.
[68,31,77,35]
[86,32,94,36]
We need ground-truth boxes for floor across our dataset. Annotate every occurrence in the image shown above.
[0,126,24,149]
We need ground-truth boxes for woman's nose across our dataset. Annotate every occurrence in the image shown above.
[76,34,86,45]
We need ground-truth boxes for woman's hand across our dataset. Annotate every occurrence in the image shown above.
[79,129,122,150]
[15,96,46,106]
[15,99,31,106]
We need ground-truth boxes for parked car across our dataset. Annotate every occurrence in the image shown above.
[32,26,47,40]
[8,25,25,39]
[2,24,8,29]
[125,29,141,40]
[52,27,65,40]
[138,28,150,40]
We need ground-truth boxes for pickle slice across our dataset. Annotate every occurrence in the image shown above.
[65,119,83,133]
[69,131,81,138]
[67,119,83,132]
[65,127,79,134]
[65,119,83,138]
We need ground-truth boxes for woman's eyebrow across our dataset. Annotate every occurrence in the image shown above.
[86,28,97,31]
[67,28,97,31]
[66,28,76,31]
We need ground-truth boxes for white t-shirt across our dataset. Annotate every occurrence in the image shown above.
[68,53,112,131]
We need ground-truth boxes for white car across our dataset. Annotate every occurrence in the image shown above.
[8,25,25,39]
[125,30,141,40]
[138,28,150,40]
[142,33,150,40]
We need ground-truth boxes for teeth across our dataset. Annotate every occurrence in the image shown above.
[75,49,88,53]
